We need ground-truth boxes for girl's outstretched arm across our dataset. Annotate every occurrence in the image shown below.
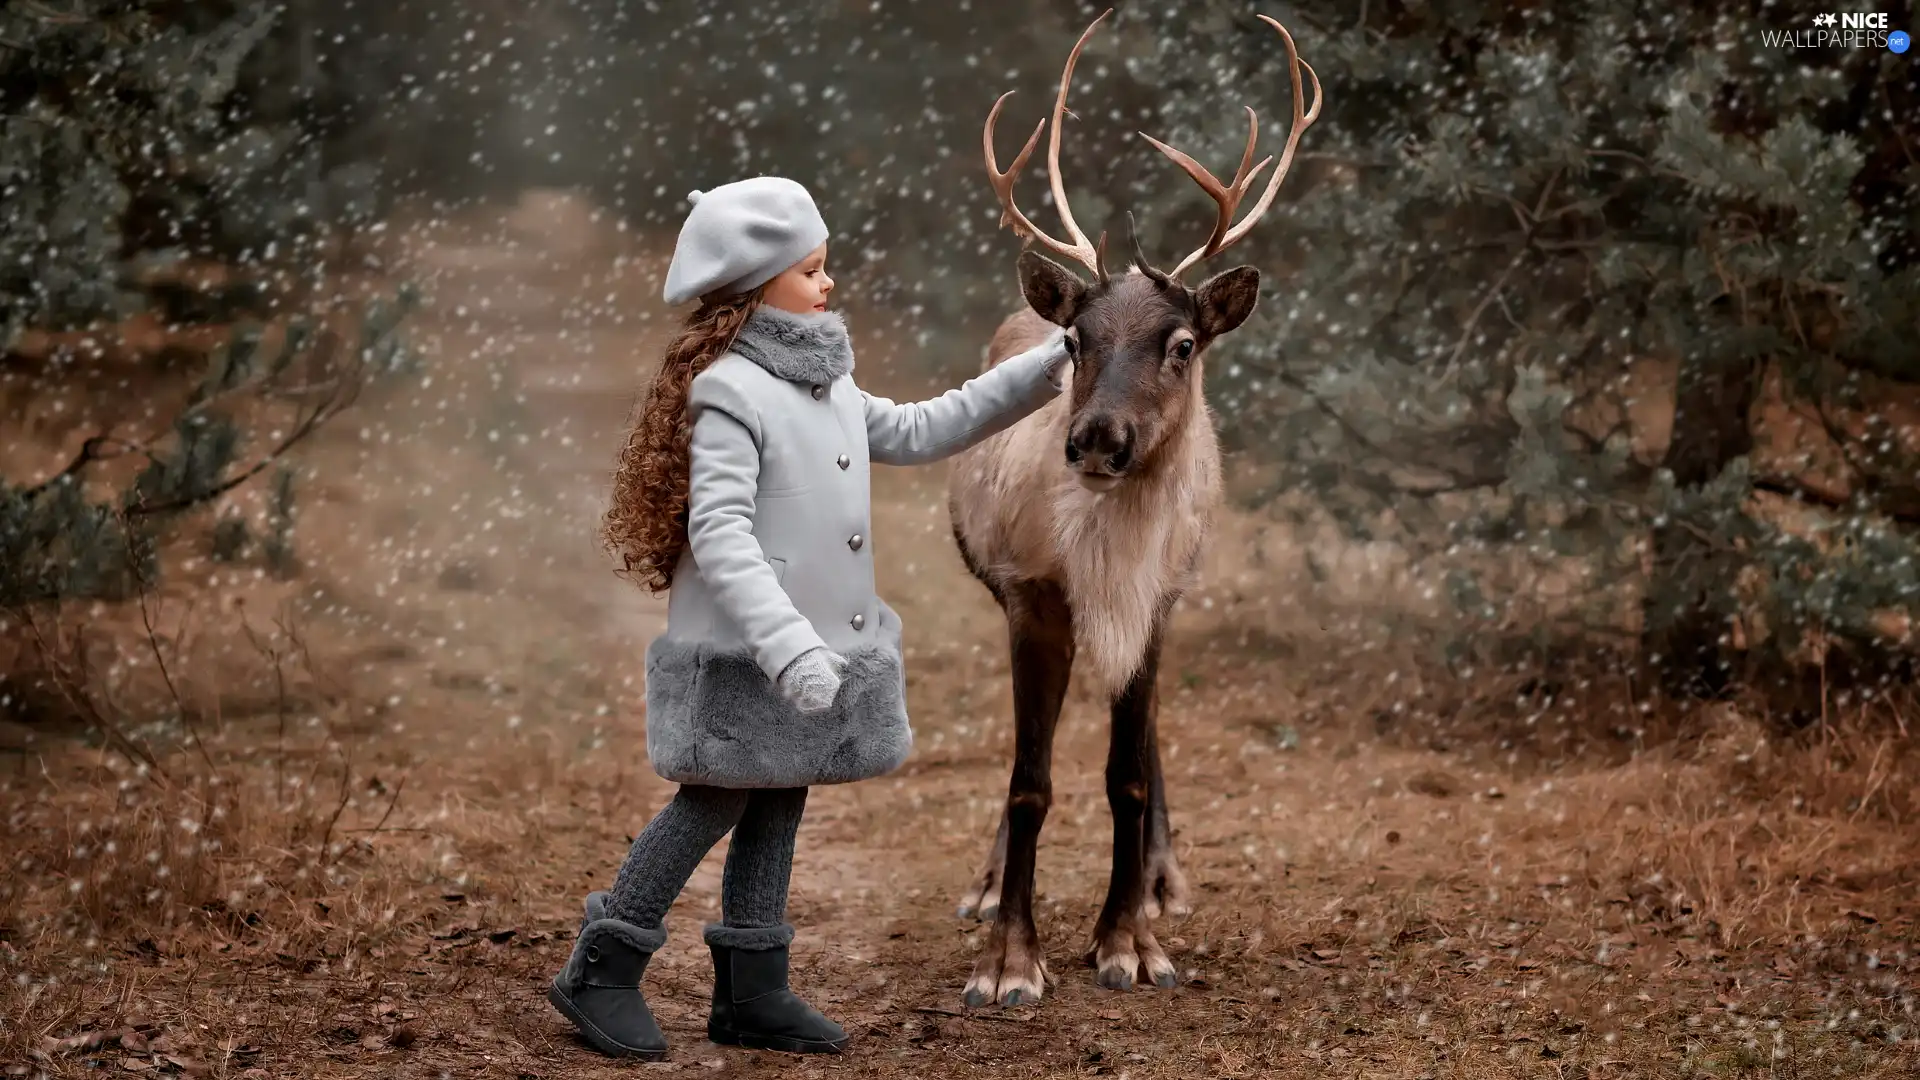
[685,404,829,682]
[862,330,1068,466]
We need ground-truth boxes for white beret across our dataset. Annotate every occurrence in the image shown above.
[661,176,829,306]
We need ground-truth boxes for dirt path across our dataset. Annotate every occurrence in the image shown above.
[8,194,1917,1079]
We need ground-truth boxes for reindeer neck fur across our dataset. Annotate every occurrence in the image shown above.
[1051,360,1220,693]
[949,347,1223,698]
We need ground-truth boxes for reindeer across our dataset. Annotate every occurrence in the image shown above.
[944,8,1320,1006]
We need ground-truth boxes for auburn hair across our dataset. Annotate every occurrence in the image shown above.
[604,288,763,593]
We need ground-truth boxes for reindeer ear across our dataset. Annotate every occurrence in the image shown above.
[1194,265,1260,338]
[1018,251,1089,327]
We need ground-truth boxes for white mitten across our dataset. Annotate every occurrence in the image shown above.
[776,646,846,714]
[1027,326,1071,389]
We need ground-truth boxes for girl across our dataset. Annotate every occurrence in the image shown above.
[548,176,1069,1058]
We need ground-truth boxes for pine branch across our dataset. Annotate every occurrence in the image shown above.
[124,371,360,519]
[17,435,165,501]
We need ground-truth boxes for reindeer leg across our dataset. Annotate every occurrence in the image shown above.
[1141,725,1192,920]
[1087,622,1178,991]
[964,580,1072,1008]
[956,807,1008,921]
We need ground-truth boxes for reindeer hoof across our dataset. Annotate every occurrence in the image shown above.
[1143,943,1179,989]
[964,931,1047,1008]
[1092,923,1176,994]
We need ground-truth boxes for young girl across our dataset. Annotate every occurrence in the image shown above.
[547,176,1068,1058]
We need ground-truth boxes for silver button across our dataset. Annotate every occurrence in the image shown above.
[810,384,825,400]
[848,533,863,551]
[837,454,850,470]
[850,613,866,630]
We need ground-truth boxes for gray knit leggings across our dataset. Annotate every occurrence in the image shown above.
[606,785,808,949]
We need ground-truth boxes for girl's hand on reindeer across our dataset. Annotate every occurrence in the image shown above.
[1032,326,1071,389]
[777,647,846,714]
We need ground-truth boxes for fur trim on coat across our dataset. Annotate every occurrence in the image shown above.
[728,305,854,385]
[643,599,910,789]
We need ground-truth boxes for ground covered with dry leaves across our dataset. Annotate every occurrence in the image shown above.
[4,194,1916,1079]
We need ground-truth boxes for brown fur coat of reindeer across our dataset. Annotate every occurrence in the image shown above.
[945,8,1321,1006]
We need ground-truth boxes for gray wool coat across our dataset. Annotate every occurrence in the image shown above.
[643,305,1064,789]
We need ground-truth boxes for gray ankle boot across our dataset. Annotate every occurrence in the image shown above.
[705,924,849,1054]
[547,918,668,1059]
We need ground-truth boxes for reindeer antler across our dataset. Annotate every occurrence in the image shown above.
[982,8,1111,282]
[1140,14,1322,280]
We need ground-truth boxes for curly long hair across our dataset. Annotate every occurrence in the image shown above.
[603,288,763,593]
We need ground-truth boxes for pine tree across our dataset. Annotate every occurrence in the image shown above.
[1,1,414,606]
[1094,0,1918,713]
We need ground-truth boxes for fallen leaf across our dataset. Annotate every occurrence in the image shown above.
[120,1032,151,1053]
[165,1054,208,1076]
[390,1026,419,1050]
[121,1057,153,1072]
[487,929,518,944]
[1844,909,1878,924]
[1100,1010,1124,1021]
[42,1030,121,1055]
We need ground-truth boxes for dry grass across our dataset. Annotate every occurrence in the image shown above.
[9,604,1915,1080]
[4,191,1916,1079]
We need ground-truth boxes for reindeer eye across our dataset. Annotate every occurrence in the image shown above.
[1063,334,1080,356]
[1172,338,1195,360]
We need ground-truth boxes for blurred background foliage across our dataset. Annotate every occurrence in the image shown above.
[3,0,1916,722]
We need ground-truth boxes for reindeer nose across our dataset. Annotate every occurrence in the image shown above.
[1066,418,1134,472]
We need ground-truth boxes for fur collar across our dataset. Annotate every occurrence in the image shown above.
[730,305,854,384]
